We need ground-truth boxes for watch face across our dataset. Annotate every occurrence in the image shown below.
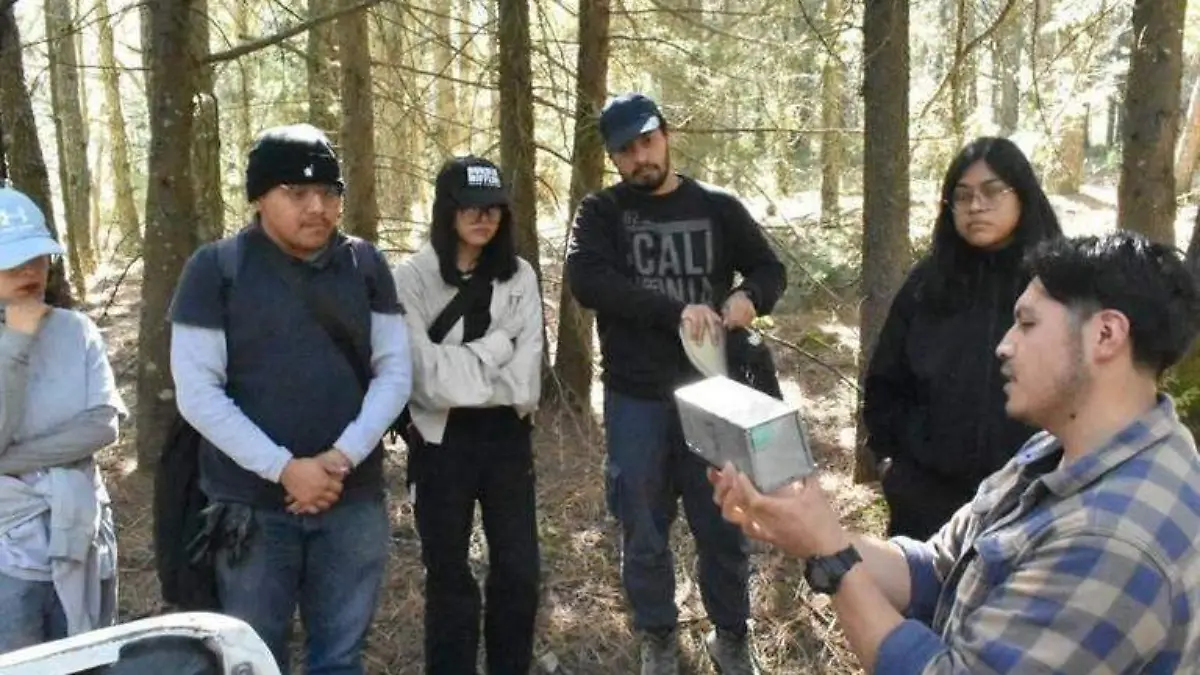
[805,547,862,594]
[811,559,830,586]
[807,560,832,592]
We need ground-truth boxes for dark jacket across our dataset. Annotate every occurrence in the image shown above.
[863,245,1039,496]
[565,177,787,399]
[170,226,399,508]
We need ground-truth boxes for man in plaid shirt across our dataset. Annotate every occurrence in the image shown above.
[710,232,1200,674]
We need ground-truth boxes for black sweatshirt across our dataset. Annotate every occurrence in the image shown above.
[565,176,786,399]
[863,247,1039,492]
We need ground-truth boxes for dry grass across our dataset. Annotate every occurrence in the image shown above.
[86,261,879,675]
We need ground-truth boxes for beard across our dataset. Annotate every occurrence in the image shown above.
[1012,329,1091,428]
[622,148,672,193]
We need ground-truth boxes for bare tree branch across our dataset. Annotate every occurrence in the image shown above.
[794,0,849,70]
[205,0,386,64]
[763,333,861,394]
[916,0,1019,121]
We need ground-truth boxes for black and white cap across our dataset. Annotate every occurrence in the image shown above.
[435,156,509,207]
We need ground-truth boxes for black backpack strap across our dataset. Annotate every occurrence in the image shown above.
[312,287,372,393]
[427,271,491,343]
[214,236,240,284]
[261,245,373,394]
[392,269,493,449]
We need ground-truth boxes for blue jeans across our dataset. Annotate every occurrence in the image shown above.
[215,497,389,675]
[0,573,116,654]
[603,388,750,634]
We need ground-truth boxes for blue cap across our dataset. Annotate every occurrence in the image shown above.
[0,186,64,270]
[599,93,664,153]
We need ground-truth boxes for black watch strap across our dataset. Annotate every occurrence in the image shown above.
[804,545,863,595]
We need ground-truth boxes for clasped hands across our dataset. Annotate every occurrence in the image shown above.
[280,449,352,515]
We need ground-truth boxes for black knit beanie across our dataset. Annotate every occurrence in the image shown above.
[245,123,344,202]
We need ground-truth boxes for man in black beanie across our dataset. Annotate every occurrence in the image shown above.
[167,123,412,674]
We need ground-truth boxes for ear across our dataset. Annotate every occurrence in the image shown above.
[1090,308,1132,364]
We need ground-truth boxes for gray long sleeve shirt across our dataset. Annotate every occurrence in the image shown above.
[0,308,124,635]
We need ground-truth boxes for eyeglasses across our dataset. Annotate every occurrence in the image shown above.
[279,183,342,205]
[461,206,502,222]
[949,180,1014,212]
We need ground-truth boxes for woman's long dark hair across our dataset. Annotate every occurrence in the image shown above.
[429,171,519,287]
[922,136,1063,310]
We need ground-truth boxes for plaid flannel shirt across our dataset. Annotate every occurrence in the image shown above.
[876,396,1200,675]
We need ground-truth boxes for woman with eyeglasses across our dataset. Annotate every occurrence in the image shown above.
[0,186,124,652]
[863,137,1063,540]
[393,156,543,675]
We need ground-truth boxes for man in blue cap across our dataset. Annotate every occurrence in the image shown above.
[565,94,786,674]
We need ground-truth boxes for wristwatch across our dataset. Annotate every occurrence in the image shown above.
[804,545,863,595]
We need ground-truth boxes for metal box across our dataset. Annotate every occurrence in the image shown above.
[674,375,816,493]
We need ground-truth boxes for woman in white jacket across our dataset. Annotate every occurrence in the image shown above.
[393,156,543,675]
[0,186,123,653]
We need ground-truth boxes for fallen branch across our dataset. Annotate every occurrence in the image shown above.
[100,254,142,322]
[763,332,861,394]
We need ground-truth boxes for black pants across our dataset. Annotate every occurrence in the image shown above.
[410,415,540,675]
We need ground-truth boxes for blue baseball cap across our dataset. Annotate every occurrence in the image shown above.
[0,186,63,271]
[599,93,665,153]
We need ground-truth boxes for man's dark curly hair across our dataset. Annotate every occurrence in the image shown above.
[1025,231,1200,376]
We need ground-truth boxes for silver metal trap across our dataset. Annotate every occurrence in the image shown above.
[675,375,816,493]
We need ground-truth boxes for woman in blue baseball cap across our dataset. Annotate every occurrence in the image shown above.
[0,185,125,652]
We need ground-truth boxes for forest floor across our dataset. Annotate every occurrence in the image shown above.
[84,185,1196,674]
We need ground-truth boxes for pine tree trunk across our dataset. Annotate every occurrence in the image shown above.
[498,0,546,376]
[137,0,199,467]
[486,0,499,150]
[90,133,104,253]
[1050,113,1086,194]
[98,0,141,256]
[75,0,96,252]
[1119,0,1186,245]
[377,0,415,235]
[192,0,224,243]
[232,0,255,185]
[0,5,72,306]
[337,0,378,242]
[45,0,94,295]
[1106,96,1120,146]
[993,5,1022,135]
[819,0,843,226]
[498,0,538,269]
[858,0,911,483]
[458,0,479,148]
[308,0,340,137]
[434,0,459,153]
[550,0,610,411]
[1175,57,1200,194]
[947,0,970,142]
